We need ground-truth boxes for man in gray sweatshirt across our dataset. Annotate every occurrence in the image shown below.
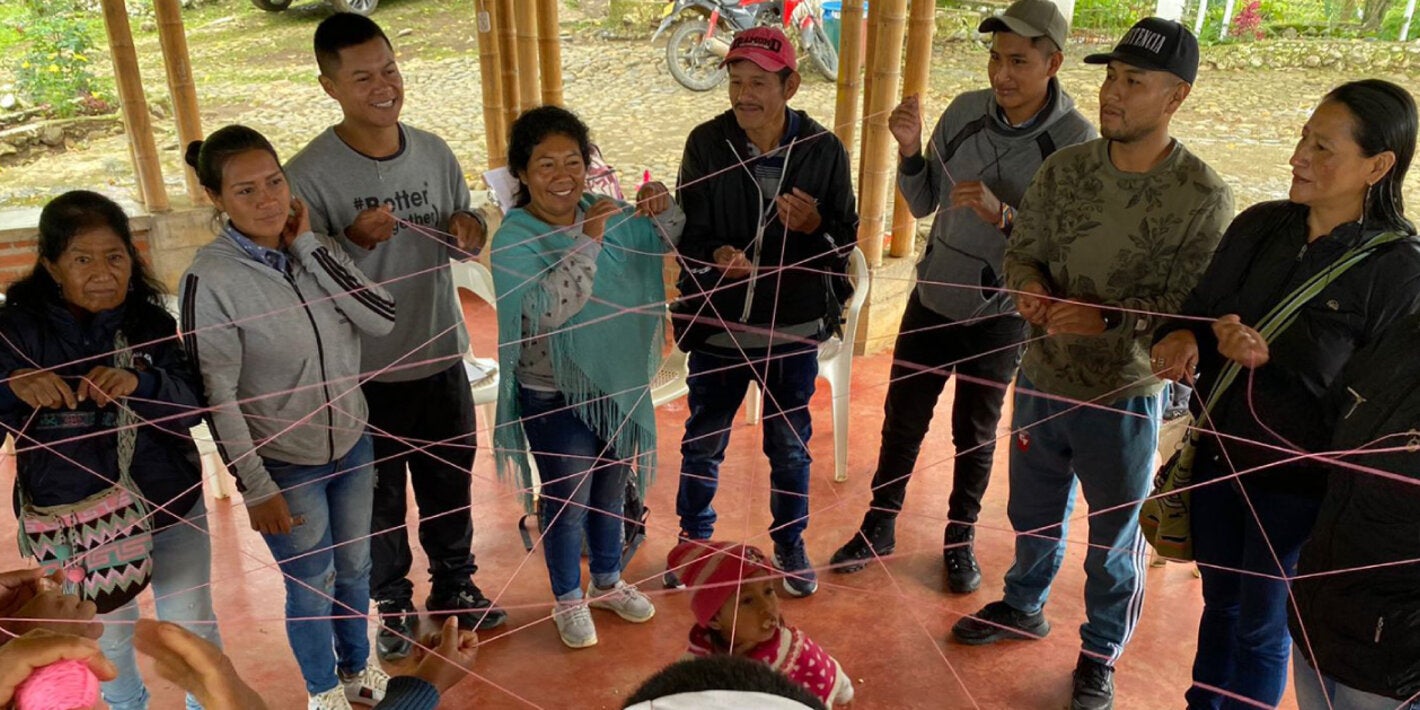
[284,13,505,662]
[829,0,1095,592]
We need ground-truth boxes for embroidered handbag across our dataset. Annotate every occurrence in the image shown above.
[1141,230,1408,562]
[15,331,154,613]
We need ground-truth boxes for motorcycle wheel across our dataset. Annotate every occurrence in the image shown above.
[250,0,292,10]
[805,21,838,81]
[330,0,378,15]
[666,19,728,92]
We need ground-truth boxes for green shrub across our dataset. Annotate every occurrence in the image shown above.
[10,0,110,117]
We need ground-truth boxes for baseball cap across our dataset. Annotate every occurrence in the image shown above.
[978,0,1070,51]
[1084,17,1200,84]
[721,26,798,73]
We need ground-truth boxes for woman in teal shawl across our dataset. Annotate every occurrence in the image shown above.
[492,106,684,649]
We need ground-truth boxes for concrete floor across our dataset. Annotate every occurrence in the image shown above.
[0,303,1302,709]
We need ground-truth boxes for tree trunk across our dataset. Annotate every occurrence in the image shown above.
[1362,0,1394,30]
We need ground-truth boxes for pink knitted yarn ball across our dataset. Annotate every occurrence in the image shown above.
[15,660,99,710]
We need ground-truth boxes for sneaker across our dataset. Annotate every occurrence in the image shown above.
[553,600,598,649]
[663,532,695,589]
[772,540,819,598]
[339,665,390,707]
[375,598,416,662]
[829,512,896,574]
[943,523,982,594]
[1071,654,1115,710]
[950,600,1050,645]
[588,580,656,623]
[308,686,353,710]
[426,583,508,631]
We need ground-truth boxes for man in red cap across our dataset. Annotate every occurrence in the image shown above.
[668,27,860,600]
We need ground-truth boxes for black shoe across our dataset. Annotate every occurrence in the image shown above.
[773,539,819,598]
[426,583,507,631]
[375,598,417,662]
[829,513,896,574]
[950,600,1050,645]
[1071,654,1115,710]
[943,522,981,594]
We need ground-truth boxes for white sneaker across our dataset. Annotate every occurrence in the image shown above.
[340,665,390,706]
[553,600,598,649]
[308,686,353,710]
[588,580,656,623]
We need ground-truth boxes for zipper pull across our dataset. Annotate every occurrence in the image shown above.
[1375,615,1385,644]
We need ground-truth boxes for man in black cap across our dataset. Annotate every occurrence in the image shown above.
[950,17,1234,710]
[828,0,1095,595]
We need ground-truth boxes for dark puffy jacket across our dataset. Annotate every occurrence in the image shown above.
[1289,310,1420,701]
[0,297,204,530]
[1155,201,1420,496]
[673,108,859,355]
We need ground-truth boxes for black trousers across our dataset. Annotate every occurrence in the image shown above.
[363,362,478,602]
[867,291,1027,524]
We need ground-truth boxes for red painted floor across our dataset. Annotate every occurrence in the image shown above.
[0,299,1301,709]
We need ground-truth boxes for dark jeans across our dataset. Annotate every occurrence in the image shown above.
[363,363,478,603]
[867,292,1026,524]
[1187,473,1323,710]
[676,347,818,548]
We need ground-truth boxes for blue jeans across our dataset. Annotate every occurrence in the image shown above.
[1187,477,1322,709]
[676,348,817,548]
[100,499,221,710]
[1294,644,1417,710]
[519,387,630,599]
[259,434,375,695]
[1002,375,1160,664]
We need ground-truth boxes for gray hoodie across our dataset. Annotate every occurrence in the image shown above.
[899,80,1095,321]
[179,230,396,507]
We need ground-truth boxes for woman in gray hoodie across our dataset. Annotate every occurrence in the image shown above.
[179,125,397,710]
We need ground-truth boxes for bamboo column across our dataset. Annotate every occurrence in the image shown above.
[888,0,936,258]
[536,0,563,106]
[153,0,203,204]
[856,1,881,189]
[832,0,865,156]
[856,0,907,266]
[495,0,520,130]
[514,0,541,111]
[101,0,168,212]
[476,0,507,168]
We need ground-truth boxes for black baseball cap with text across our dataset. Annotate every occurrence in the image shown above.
[1084,17,1199,84]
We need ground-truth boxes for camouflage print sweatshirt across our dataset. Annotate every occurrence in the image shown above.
[1004,138,1234,405]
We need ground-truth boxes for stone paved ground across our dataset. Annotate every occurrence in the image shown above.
[0,0,1415,217]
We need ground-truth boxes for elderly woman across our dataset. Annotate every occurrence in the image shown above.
[0,189,221,710]
[492,105,684,649]
[180,125,395,710]
[1152,79,1420,710]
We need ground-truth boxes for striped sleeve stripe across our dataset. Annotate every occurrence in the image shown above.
[179,273,242,484]
[309,247,397,321]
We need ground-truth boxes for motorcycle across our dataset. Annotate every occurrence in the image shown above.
[652,0,839,92]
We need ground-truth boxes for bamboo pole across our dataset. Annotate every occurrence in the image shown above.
[153,0,203,204]
[832,0,865,157]
[101,0,168,212]
[476,0,507,168]
[514,0,541,111]
[889,0,936,258]
[495,0,520,130]
[856,0,882,189]
[536,0,563,106]
[857,0,907,267]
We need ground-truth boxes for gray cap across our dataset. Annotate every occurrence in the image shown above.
[978,0,1070,51]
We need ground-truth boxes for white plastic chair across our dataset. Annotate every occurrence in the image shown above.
[160,295,231,499]
[650,307,690,407]
[744,247,870,482]
[448,258,501,431]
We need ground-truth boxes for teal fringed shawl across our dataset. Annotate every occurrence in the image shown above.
[491,195,669,512]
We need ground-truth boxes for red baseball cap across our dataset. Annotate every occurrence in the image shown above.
[721,27,798,73]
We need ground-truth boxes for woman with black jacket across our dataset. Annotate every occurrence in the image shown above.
[0,190,220,710]
[1151,79,1420,710]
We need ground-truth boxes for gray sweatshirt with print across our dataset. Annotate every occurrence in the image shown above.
[286,124,474,383]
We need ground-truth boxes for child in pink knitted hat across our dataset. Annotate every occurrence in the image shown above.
[667,540,854,706]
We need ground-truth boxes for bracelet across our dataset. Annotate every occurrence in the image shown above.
[997,203,1014,231]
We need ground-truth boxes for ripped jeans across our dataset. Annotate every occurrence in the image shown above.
[259,433,375,695]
